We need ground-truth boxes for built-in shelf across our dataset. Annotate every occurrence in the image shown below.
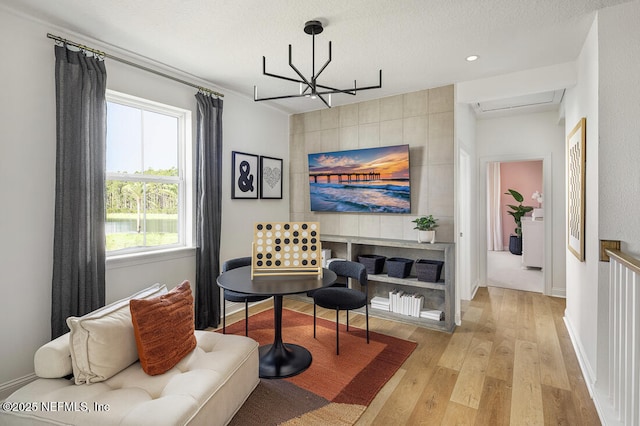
[365,273,446,291]
[295,235,456,333]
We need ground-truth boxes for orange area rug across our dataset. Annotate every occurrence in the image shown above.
[223,308,416,425]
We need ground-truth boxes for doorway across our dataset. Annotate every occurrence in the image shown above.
[486,159,544,293]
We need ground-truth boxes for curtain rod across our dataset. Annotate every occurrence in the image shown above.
[47,33,224,98]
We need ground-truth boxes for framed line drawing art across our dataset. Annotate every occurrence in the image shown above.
[567,117,586,261]
[260,156,283,199]
[231,151,258,199]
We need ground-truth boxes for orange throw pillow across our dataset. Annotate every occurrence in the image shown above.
[130,280,197,376]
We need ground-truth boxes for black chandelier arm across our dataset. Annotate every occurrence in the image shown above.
[311,73,357,96]
[313,41,332,81]
[314,83,356,96]
[317,93,331,108]
[318,90,356,96]
[254,90,313,102]
[341,69,382,92]
[356,69,383,91]
[288,45,313,90]
[314,69,382,95]
[262,56,309,85]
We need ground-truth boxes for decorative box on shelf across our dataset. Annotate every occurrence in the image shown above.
[386,257,414,278]
[357,254,386,274]
[415,259,444,282]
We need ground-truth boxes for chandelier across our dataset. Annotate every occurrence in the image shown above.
[253,20,382,108]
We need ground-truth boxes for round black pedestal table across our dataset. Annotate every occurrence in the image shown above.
[217,266,336,378]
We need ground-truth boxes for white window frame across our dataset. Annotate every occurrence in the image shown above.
[105,90,191,256]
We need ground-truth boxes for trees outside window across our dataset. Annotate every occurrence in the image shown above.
[105,92,189,254]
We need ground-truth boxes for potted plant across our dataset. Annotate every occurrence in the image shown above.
[412,215,438,244]
[504,189,533,255]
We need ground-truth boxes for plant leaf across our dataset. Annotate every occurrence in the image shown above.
[505,189,524,202]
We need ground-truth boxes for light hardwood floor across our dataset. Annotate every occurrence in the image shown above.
[222,286,600,425]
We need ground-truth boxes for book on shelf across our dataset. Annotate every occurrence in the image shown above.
[387,289,425,317]
[412,294,424,317]
[370,296,390,311]
[420,309,444,321]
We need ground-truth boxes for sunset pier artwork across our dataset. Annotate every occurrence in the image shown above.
[307,144,411,213]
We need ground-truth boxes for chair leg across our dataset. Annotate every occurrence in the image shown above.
[335,308,340,355]
[366,304,370,344]
[244,300,249,337]
[222,298,227,334]
[346,310,349,331]
[313,303,317,338]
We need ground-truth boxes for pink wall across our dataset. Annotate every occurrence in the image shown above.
[500,160,543,248]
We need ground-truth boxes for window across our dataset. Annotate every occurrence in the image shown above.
[105,91,189,254]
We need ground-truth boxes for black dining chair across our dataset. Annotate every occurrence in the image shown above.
[306,263,346,298]
[222,257,270,336]
[312,260,369,355]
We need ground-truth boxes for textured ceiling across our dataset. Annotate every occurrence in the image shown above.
[1,0,631,113]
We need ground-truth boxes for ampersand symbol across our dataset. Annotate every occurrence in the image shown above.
[237,160,254,193]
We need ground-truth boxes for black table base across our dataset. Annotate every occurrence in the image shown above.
[258,295,312,379]
[217,267,336,379]
[258,343,312,378]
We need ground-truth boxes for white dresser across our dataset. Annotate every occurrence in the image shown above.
[521,217,544,268]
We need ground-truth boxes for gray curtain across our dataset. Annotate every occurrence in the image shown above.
[194,93,223,329]
[51,45,107,339]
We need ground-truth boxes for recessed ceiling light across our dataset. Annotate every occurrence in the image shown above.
[466,55,479,62]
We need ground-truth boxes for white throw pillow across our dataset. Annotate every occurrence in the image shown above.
[34,332,73,378]
[66,283,167,384]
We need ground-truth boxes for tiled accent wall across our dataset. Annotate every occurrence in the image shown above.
[289,85,454,242]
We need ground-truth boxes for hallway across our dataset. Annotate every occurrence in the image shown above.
[487,250,543,293]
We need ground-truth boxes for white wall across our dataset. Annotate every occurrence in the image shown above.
[562,6,640,421]
[221,99,290,263]
[598,2,640,257]
[562,14,600,386]
[476,111,566,296]
[0,8,289,396]
[597,0,640,398]
[0,8,56,397]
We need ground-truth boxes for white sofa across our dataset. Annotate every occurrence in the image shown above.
[0,284,259,426]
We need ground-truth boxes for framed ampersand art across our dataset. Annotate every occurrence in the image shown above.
[232,151,259,199]
[260,156,283,199]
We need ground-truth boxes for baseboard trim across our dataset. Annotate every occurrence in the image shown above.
[563,314,595,387]
[470,280,480,300]
[0,373,37,401]
[562,314,614,425]
[592,386,624,426]
[223,297,272,317]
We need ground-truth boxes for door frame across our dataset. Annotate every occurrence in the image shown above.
[457,147,472,306]
[478,153,553,295]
